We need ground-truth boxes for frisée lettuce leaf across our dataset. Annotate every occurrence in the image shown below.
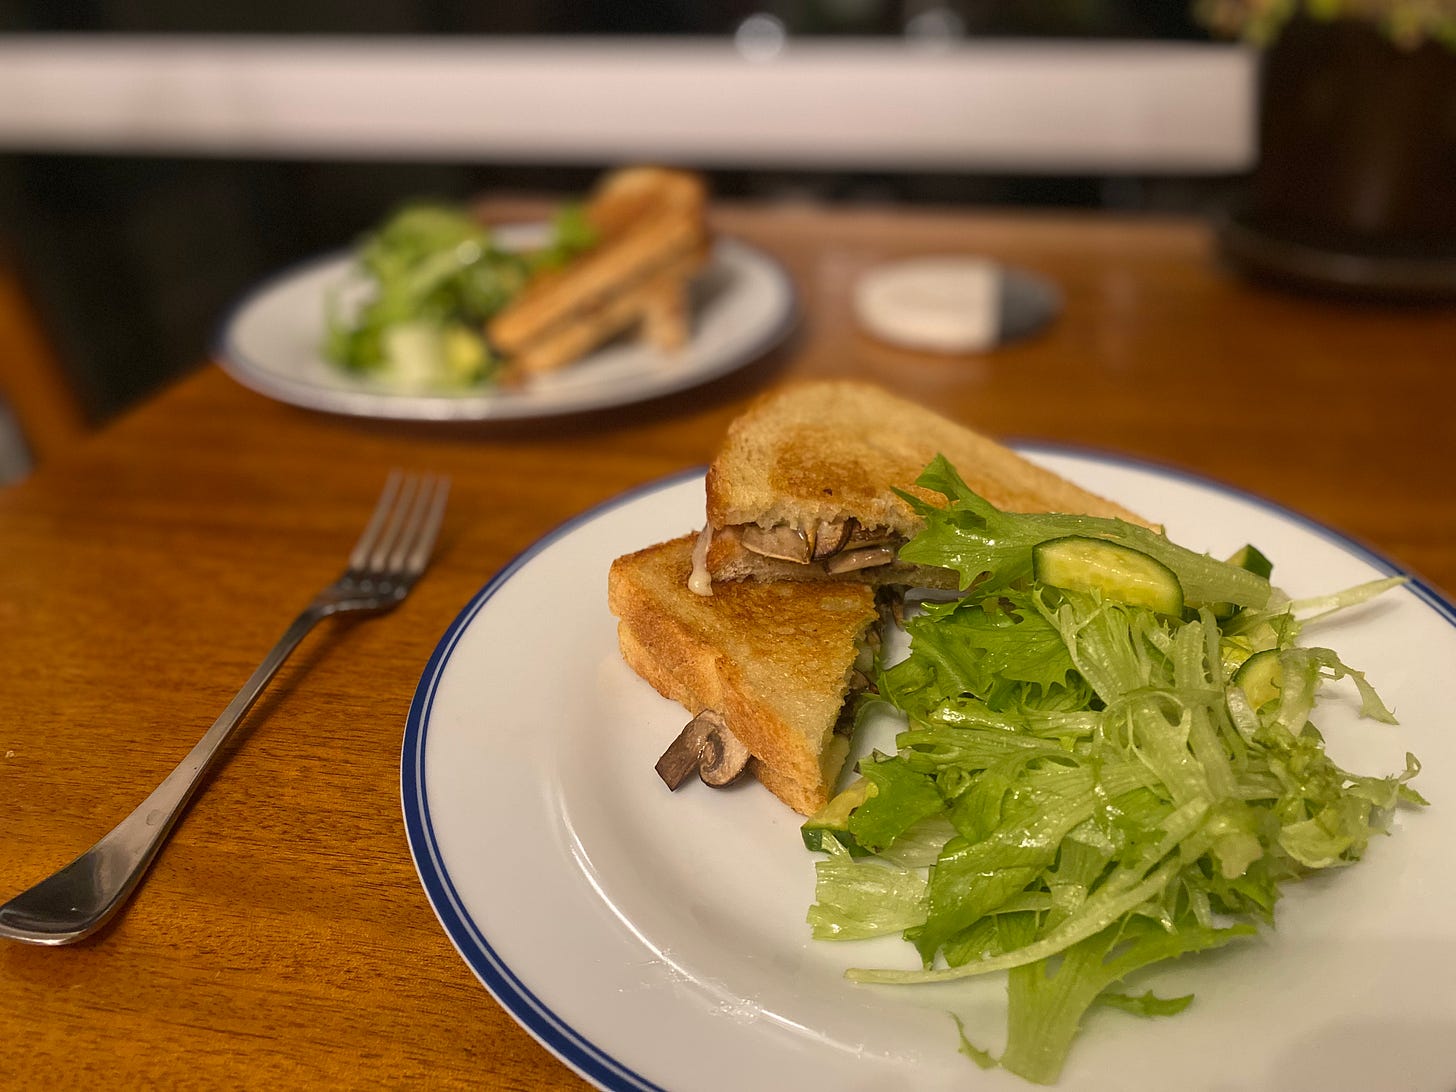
[804,458,1424,1085]
[897,455,1276,611]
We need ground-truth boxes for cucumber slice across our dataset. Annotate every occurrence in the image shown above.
[1032,536,1185,616]
[801,777,875,855]
[1219,619,1281,676]
[1234,648,1282,709]
[1225,544,1273,580]
[1208,545,1274,619]
[1205,544,1275,617]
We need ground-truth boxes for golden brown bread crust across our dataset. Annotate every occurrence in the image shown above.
[704,380,1156,583]
[488,167,709,356]
[608,534,878,816]
[707,379,1154,530]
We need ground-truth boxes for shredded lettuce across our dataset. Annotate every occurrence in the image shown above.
[807,838,927,940]
[805,459,1424,1085]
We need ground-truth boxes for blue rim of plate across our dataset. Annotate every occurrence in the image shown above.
[401,466,700,1091]
[400,448,1455,1091]
[211,237,798,422]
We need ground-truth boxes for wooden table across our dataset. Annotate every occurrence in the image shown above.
[2,203,1452,1088]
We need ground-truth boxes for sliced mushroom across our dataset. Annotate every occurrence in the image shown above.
[811,518,854,561]
[824,546,897,574]
[740,524,812,564]
[845,524,898,550]
[654,710,752,790]
[697,724,752,787]
[655,716,710,789]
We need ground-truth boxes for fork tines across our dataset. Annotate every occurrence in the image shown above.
[349,471,450,579]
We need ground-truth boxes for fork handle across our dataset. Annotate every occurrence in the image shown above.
[0,606,325,946]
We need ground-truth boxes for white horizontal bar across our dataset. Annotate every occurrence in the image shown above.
[0,35,1255,171]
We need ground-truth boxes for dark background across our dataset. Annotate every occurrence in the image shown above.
[0,1,1231,425]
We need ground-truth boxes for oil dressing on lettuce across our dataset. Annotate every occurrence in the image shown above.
[803,455,1424,1086]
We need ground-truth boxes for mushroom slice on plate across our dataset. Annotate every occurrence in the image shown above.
[654,709,752,789]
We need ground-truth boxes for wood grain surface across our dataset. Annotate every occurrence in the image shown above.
[2,201,1452,1089]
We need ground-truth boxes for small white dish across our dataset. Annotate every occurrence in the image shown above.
[853,256,1061,353]
[215,228,795,421]
[403,449,1456,1091]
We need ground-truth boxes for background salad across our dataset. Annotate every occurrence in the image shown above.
[325,202,595,390]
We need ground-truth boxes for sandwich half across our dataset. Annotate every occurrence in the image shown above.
[701,380,1157,589]
[608,534,881,817]
[488,167,711,379]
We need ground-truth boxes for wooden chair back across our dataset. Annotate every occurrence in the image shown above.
[0,259,89,465]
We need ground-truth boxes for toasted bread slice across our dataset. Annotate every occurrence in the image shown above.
[504,244,707,379]
[581,166,708,239]
[704,380,1156,585]
[608,534,879,816]
[639,274,691,353]
[488,167,709,356]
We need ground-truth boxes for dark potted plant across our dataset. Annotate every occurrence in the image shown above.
[1200,0,1456,298]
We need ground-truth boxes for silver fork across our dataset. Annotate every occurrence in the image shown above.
[0,471,449,946]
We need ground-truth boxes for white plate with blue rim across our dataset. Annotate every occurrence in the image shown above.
[215,227,795,422]
[402,448,1456,1091]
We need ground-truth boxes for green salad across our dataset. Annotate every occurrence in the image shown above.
[325,202,596,389]
[803,455,1423,1085]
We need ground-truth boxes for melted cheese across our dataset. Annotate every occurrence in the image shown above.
[688,523,714,596]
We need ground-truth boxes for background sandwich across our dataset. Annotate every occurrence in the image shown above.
[488,167,711,380]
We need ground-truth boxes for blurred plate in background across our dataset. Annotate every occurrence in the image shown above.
[214,229,795,422]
